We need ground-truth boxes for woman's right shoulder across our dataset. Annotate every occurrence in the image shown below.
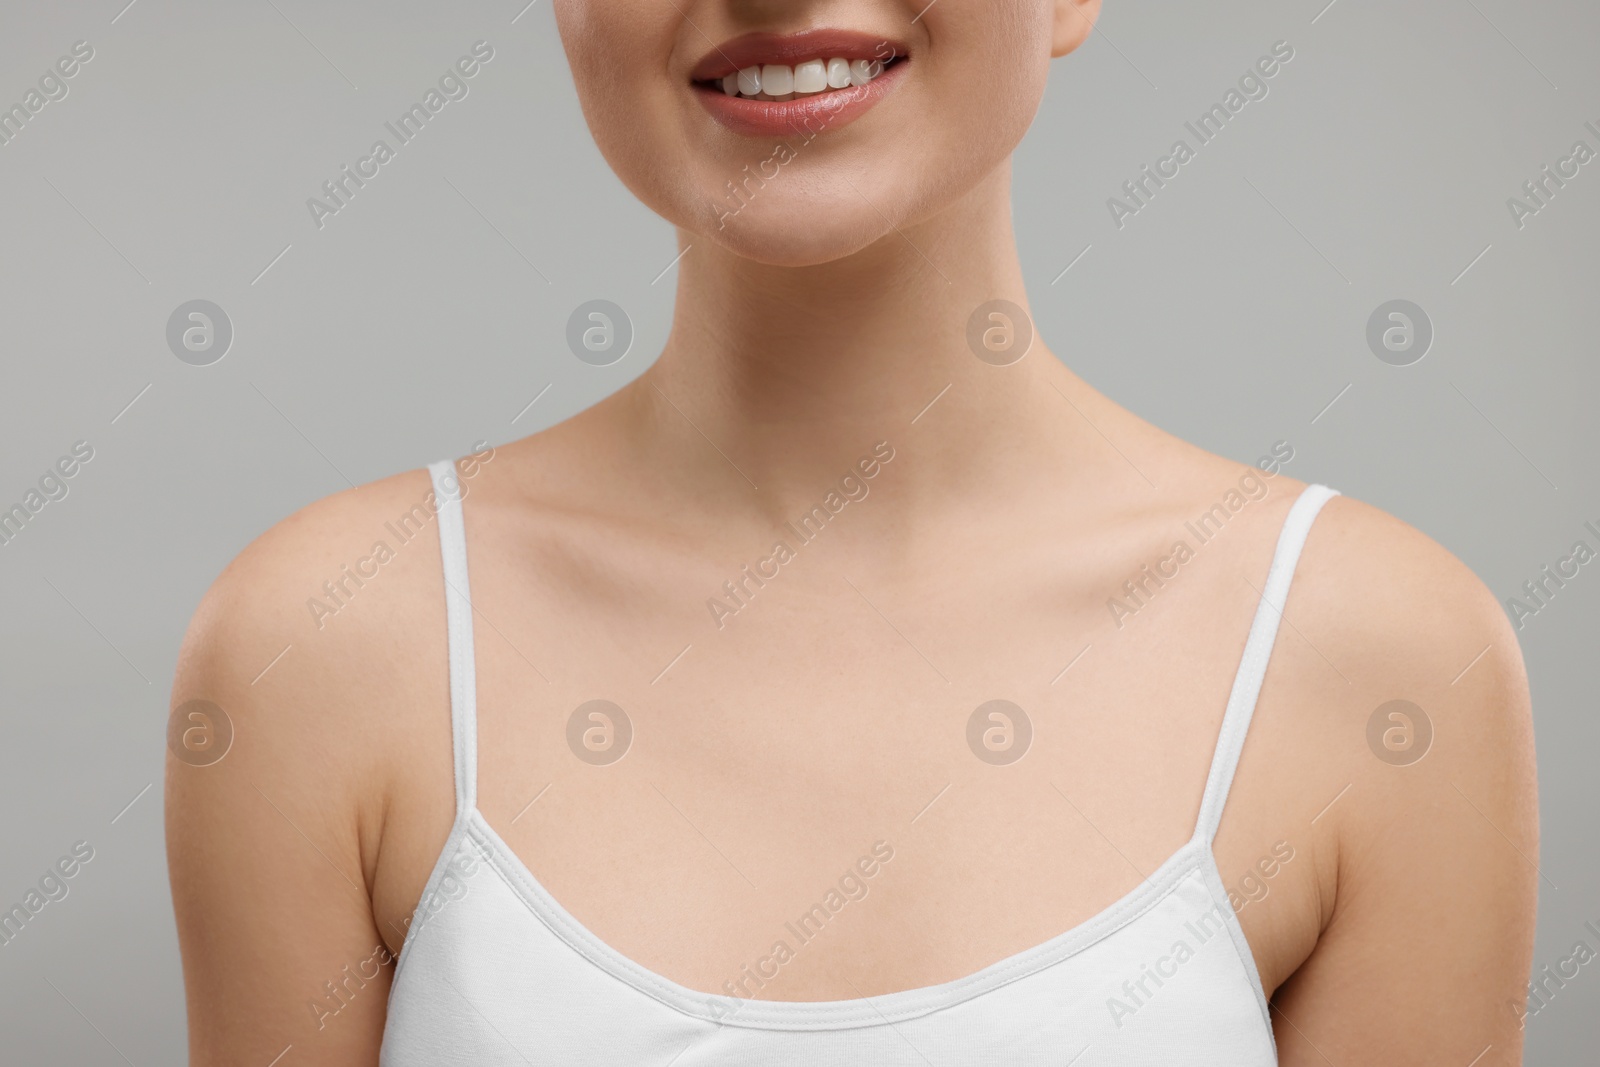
[164,459,483,1056]
[168,459,471,783]
[177,465,438,679]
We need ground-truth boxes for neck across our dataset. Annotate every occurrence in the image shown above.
[627,162,1094,518]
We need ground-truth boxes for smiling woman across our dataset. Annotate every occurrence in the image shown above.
[167,2,1537,1066]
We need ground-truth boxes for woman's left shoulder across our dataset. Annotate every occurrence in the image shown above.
[1287,488,1529,704]
[1267,485,1536,839]
[1243,486,1539,1055]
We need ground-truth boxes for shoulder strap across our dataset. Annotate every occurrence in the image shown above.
[1193,483,1339,845]
[428,459,478,815]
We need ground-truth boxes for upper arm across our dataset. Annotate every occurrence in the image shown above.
[165,484,431,1066]
[1272,498,1538,1065]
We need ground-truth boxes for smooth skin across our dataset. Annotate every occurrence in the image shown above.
[168,2,1538,1064]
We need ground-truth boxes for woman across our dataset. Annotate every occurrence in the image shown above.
[167,2,1537,1064]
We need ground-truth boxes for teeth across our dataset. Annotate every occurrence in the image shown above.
[849,59,881,87]
[792,59,827,94]
[721,56,890,99]
[761,63,795,96]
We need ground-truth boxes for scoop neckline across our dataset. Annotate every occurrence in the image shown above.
[458,807,1215,1031]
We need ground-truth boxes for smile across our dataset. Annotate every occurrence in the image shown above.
[708,56,895,101]
[691,29,908,138]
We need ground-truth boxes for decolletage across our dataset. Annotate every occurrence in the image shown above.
[379,460,1339,1065]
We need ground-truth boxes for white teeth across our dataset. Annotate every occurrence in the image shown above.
[848,59,881,87]
[723,56,890,99]
[760,63,794,96]
[792,59,827,94]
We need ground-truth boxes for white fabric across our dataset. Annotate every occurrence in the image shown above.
[380,463,1339,1065]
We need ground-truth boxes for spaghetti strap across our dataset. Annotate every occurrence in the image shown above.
[1193,482,1339,846]
[428,458,478,815]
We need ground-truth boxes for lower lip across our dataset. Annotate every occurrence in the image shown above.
[693,61,907,139]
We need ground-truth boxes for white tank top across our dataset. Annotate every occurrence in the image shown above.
[380,460,1339,1066]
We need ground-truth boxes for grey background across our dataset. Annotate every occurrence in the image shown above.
[0,0,1595,1062]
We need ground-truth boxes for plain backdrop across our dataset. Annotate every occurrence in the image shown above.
[0,0,1595,1062]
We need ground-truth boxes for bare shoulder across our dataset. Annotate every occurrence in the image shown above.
[1290,492,1532,730]
[1086,403,1529,748]
[164,459,485,1060]
[1271,490,1535,828]
[166,458,471,878]
[173,463,448,722]
[1251,494,1539,1060]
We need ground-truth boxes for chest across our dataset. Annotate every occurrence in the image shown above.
[372,532,1332,1001]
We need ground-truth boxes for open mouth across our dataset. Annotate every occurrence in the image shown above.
[690,29,908,137]
[695,55,902,101]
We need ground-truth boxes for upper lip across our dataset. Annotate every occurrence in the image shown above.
[689,29,906,82]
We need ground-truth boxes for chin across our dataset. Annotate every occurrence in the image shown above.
[700,195,897,267]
